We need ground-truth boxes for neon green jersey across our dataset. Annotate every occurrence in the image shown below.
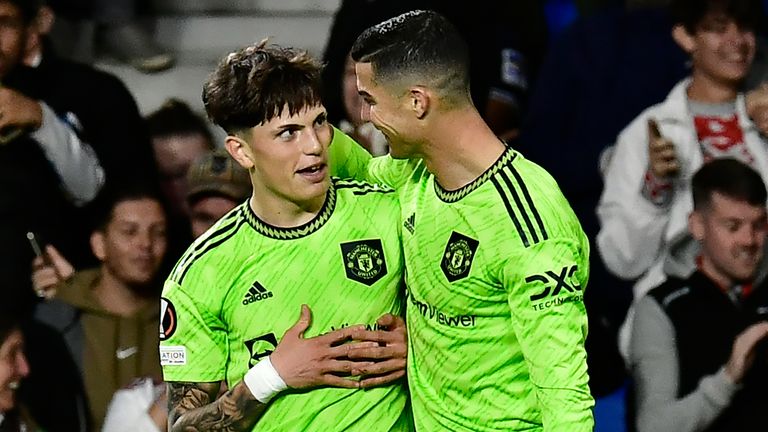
[159,178,411,432]
[330,129,594,431]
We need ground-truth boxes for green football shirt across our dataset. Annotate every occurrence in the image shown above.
[160,178,411,432]
[330,129,594,431]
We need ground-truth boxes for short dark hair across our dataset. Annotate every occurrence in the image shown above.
[692,158,767,210]
[0,308,21,346]
[350,10,470,105]
[670,0,763,33]
[202,41,324,135]
[1,0,42,25]
[91,185,165,232]
[146,99,215,149]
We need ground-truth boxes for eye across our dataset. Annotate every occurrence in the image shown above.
[277,128,297,140]
[314,113,328,127]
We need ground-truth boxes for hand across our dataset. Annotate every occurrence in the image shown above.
[647,118,679,179]
[31,245,74,299]
[346,313,408,388]
[725,322,768,383]
[270,305,378,390]
[747,84,768,135]
[0,87,42,132]
[148,383,168,430]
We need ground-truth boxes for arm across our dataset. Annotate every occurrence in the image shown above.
[327,126,415,188]
[630,296,738,432]
[168,381,264,432]
[0,88,104,205]
[165,303,398,431]
[505,237,594,431]
[596,115,672,279]
[32,102,105,205]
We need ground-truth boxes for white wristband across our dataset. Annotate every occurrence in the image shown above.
[243,356,288,403]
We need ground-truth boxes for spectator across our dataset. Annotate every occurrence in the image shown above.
[31,187,167,431]
[0,312,37,432]
[517,2,689,422]
[101,377,166,432]
[597,0,768,356]
[630,158,768,432]
[146,99,216,219]
[0,0,107,314]
[146,98,215,260]
[185,148,251,238]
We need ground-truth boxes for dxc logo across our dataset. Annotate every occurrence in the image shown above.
[244,333,277,367]
[527,265,582,301]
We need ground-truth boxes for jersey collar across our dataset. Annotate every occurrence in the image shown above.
[243,181,337,240]
[434,144,517,203]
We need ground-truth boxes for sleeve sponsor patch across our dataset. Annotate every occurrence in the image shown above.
[160,346,187,366]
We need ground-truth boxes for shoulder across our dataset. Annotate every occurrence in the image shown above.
[333,177,396,195]
[646,276,691,309]
[168,205,249,286]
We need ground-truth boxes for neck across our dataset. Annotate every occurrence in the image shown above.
[249,190,326,228]
[420,107,505,190]
[687,71,740,103]
[94,268,150,318]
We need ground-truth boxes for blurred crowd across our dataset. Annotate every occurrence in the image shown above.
[3,0,768,431]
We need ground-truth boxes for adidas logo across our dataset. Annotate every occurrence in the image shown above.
[403,213,416,234]
[242,281,273,305]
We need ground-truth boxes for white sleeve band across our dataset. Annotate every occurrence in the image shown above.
[243,356,288,403]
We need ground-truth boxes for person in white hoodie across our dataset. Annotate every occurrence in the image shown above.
[597,0,768,357]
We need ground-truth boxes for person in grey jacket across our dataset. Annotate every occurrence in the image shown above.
[630,158,768,432]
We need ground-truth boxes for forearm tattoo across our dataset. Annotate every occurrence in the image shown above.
[168,382,267,432]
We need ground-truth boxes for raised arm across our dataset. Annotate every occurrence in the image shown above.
[597,114,674,279]
[327,126,415,188]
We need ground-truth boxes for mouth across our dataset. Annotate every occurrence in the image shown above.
[296,163,328,182]
[7,381,19,390]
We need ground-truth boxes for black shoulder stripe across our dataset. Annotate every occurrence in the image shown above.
[509,166,548,241]
[170,208,242,282]
[491,176,529,247]
[177,218,247,285]
[499,170,540,245]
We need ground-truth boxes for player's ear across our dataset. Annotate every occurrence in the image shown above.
[90,231,106,261]
[409,86,430,120]
[672,24,696,54]
[225,133,255,170]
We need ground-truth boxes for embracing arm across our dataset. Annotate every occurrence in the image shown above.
[168,381,266,432]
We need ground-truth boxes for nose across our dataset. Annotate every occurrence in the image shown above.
[16,352,29,379]
[303,129,323,155]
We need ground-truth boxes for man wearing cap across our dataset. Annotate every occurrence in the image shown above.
[186,148,252,238]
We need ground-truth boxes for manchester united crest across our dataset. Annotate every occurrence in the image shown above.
[441,231,479,282]
[340,239,387,286]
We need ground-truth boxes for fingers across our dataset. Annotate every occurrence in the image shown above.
[352,357,406,376]
[283,305,312,340]
[316,324,367,346]
[348,327,405,345]
[375,313,406,330]
[738,322,768,352]
[346,343,405,360]
[358,369,406,389]
[647,118,661,140]
[45,245,74,279]
[317,374,361,389]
